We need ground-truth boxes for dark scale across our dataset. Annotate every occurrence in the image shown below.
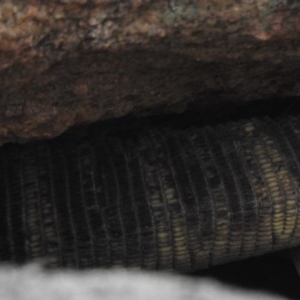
[1,114,300,271]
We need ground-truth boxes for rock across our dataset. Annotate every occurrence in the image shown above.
[0,265,288,300]
[0,0,300,142]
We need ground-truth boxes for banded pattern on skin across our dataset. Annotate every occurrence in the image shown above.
[0,115,300,270]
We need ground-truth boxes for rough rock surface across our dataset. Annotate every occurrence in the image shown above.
[0,0,300,142]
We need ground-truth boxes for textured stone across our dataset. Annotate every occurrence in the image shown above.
[0,0,300,142]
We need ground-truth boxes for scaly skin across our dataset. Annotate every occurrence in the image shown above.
[1,114,300,271]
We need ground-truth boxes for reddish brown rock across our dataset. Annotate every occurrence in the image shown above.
[0,0,300,142]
